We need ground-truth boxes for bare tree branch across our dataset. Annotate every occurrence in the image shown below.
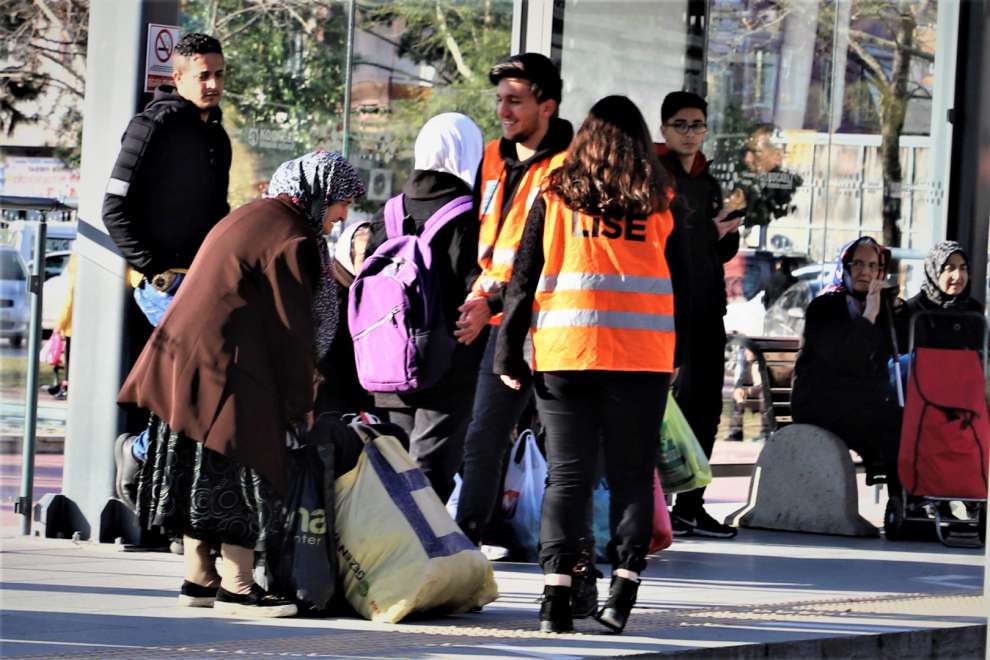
[848,28,935,63]
[435,1,474,80]
[848,35,890,85]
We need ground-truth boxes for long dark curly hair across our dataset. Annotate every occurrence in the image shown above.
[546,95,672,217]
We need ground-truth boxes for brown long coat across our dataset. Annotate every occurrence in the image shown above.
[119,197,321,494]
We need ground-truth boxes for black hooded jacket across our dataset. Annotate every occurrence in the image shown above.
[656,144,739,364]
[102,86,232,276]
[472,117,574,315]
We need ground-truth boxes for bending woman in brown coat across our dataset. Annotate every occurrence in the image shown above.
[119,151,365,618]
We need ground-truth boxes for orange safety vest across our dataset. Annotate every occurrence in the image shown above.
[472,140,567,325]
[531,193,676,373]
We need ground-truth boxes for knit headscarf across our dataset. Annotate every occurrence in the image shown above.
[266,150,366,360]
[921,240,970,308]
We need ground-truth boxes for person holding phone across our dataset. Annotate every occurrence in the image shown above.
[655,91,741,539]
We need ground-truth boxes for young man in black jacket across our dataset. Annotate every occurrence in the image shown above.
[103,33,232,511]
[657,91,741,539]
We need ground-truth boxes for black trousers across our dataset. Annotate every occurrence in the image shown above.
[385,373,478,504]
[535,370,670,575]
[672,320,726,512]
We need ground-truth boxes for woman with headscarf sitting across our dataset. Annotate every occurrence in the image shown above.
[897,241,985,352]
[790,237,904,490]
[358,112,485,504]
[119,150,365,618]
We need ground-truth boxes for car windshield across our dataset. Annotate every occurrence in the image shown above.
[0,252,26,281]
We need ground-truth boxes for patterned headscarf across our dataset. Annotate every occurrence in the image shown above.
[266,151,366,360]
[921,240,970,308]
[823,236,889,295]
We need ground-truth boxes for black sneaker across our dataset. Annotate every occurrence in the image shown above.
[113,433,141,512]
[178,580,218,607]
[214,584,297,618]
[672,508,737,539]
[670,514,692,537]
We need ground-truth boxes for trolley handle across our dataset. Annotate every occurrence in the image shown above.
[908,309,990,372]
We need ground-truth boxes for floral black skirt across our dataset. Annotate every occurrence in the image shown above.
[137,416,281,550]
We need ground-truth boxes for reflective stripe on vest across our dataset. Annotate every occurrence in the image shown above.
[536,273,673,296]
[472,140,567,325]
[531,194,675,373]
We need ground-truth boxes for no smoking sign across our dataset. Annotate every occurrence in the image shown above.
[145,23,181,92]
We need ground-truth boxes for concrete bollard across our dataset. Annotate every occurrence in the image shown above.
[726,423,879,537]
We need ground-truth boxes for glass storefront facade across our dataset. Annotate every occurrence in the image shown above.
[177,1,513,212]
[551,0,956,339]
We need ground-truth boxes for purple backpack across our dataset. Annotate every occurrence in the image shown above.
[348,193,472,393]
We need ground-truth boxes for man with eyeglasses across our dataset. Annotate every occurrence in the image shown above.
[655,91,741,539]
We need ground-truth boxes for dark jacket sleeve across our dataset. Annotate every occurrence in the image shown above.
[450,209,481,311]
[101,115,160,275]
[803,295,889,375]
[265,236,322,423]
[494,196,546,379]
[665,203,691,368]
[718,230,740,263]
[710,175,739,263]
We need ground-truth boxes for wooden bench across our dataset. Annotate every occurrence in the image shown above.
[726,335,801,434]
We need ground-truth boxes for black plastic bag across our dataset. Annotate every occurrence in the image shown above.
[269,439,336,610]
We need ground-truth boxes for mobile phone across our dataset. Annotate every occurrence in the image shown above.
[722,209,746,222]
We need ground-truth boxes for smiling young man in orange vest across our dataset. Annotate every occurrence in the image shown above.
[453,52,573,556]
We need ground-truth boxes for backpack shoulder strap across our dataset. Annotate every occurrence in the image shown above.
[420,195,473,244]
[383,194,406,240]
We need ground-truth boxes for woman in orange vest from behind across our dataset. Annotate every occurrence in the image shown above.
[496,95,675,634]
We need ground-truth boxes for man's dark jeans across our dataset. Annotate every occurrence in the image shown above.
[455,326,534,544]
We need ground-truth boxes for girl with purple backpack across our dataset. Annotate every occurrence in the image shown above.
[356,113,485,503]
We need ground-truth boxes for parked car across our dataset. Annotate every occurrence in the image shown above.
[33,250,72,282]
[0,246,29,347]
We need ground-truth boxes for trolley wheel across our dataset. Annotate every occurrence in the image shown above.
[884,496,906,540]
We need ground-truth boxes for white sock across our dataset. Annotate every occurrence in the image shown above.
[545,573,572,587]
[615,569,639,582]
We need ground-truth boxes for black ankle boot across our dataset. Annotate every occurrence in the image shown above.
[595,575,639,633]
[538,585,574,633]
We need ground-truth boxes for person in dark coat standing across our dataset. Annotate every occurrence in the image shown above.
[656,91,741,539]
[118,151,365,618]
[791,237,904,492]
[360,113,484,503]
[104,33,233,508]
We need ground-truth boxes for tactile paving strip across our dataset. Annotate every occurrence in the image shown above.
[11,591,983,659]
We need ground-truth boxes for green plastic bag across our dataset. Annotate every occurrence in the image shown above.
[657,392,712,494]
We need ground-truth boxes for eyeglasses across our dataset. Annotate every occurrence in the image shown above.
[849,260,880,272]
[666,121,708,135]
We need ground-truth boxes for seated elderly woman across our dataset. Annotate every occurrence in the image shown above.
[790,237,904,491]
[896,240,985,352]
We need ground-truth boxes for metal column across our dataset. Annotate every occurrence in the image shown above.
[56,0,178,541]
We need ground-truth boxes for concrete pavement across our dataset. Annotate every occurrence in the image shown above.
[1,522,985,659]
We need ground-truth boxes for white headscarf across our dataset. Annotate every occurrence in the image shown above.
[413,112,484,189]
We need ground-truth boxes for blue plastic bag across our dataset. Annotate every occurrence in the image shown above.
[133,273,184,326]
[887,353,912,402]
